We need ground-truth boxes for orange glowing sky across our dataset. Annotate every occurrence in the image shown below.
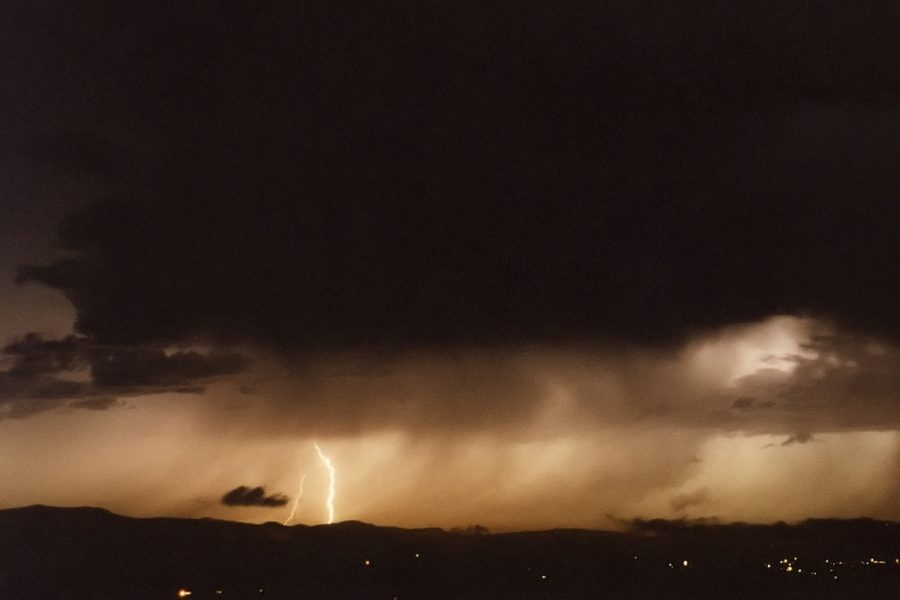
[3,313,899,530]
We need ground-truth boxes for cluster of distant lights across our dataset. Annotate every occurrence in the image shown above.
[174,554,900,597]
[643,553,900,579]
[178,588,257,597]
[175,553,427,598]
[766,556,900,580]
[174,552,559,600]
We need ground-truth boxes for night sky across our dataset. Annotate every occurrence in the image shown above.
[2,1,900,530]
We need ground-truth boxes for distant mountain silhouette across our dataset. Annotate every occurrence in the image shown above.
[1,506,899,599]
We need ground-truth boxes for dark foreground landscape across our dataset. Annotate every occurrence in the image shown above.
[2,506,899,599]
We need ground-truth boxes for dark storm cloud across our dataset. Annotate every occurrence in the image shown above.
[9,2,900,352]
[0,334,88,417]
[32,379,90,400]
[2,334,83,375]
[24,130,138,177]
[221,486,289,508]
[89,348,246,388]
[0,333,247,418]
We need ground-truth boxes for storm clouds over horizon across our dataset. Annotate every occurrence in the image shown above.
[2,1,900,528]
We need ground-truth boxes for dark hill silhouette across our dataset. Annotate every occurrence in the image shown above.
[1,506,899,599]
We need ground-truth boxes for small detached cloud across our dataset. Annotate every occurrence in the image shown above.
[781,433,814,447]
[670,488,709,512]
[68,397,121,411]
[221,486,289,507]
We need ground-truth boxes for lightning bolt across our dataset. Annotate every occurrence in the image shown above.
[314,442,336,524]
[282,473,306,526]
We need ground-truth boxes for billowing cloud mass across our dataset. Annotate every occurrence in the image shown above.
[221,486,289,508]
[9,3,900,353]
[2,2,900,529]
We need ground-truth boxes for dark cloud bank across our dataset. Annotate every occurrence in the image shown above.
[4,2,900,429]
[10,1,900,351]
[0,333,245,418]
